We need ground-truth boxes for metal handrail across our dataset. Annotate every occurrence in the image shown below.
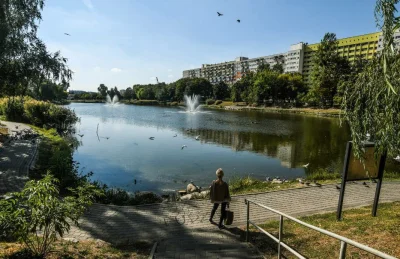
[245,199,397,259]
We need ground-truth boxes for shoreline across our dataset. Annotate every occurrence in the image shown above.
[69,99,342,117]
[206,104,342,118]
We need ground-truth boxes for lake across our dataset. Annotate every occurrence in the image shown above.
[70,103,351,193]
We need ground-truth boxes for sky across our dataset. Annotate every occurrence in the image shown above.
[37,0,382,92]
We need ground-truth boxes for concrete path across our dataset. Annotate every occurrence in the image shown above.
[65,182,400,258]
[0,121,38,195]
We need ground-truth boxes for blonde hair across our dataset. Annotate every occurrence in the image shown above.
[216,168,224,178]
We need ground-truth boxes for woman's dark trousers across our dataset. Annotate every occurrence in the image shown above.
[210,202,227,227]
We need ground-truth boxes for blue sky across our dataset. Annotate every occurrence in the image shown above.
[38,0,381,92]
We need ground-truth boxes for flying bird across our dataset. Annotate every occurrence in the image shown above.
[64,33,71,36]
[303,163,310,168]
[173,134,177,137]
[237,19,241,23]
[77,134,84,138]
[195,135,200,140]
[217,12,223,16]
[149,137,155,140]
[181,145,187,150]
[335,185,341,190]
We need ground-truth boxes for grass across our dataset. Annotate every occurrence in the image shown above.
[228,176,338,195]
[0,240,153,259]
[245,202,400,258]
[205,102,342,117]
[228,172,400,196]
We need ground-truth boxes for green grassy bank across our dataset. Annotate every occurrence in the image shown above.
[245,202,400,258]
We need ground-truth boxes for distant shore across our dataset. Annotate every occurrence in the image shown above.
[69,99,342,117]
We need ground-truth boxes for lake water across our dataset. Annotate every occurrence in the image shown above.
[70,103,351,193]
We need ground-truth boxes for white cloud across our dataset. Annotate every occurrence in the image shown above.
[168,74,174,78]
[82,0,94,9]
[111,68,122,73]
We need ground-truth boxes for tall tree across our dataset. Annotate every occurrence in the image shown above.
[97,84,108,97]
[0,0,72,97]
[213,81,230,100]
[308,33,351,107]
[342,0,400,159]
[123,87,135,100]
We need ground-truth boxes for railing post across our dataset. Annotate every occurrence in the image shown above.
[339,241,347,259]
[246,200,250,242]
[278,215,283,259]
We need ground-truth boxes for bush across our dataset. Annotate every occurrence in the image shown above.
[0,174,103,258]
[0,96,25,121]
[0,97,78,131]
[215,100,223,105]
[95,187,162,206]
[206,99,215,105]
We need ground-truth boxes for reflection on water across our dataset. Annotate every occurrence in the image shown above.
[71,103,352,193]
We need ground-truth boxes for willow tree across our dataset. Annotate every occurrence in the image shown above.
[342,0,400,159]
[0,0,72,97]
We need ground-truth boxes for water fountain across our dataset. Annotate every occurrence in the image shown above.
[184,95,200,112]
[106,94,119,105]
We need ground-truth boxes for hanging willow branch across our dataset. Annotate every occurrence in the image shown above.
[342,0,400,160]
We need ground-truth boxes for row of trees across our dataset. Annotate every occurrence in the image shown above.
[91,33,365,107]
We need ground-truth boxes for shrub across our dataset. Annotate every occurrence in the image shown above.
[215,100,223,105]
[0,96,25,121]
[0,97,78,131]
[0,174,103,258]
[206,99,215,105]
[95,187,162,206]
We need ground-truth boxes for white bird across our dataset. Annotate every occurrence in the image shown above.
[303,163,310,168]
[366,133,371,141]
[394,155,400,162]
[195,135,200,140]
[181,145,187,150]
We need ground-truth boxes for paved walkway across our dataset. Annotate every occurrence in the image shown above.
[66,182,400,258]
[0,121,38,196]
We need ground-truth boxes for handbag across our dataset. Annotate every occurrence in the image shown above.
[224,209,234,225]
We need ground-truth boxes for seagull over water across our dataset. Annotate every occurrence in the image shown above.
[173,134,177,137]
[181,145,187,150]
[195,135,200,140]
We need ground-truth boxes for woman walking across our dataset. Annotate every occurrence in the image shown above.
[209,168,231,229]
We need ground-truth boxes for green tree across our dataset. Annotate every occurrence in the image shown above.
[0,174,103,257]
[97,84,108,97]
[342,0,400,159]
[257,63,271,72]
[213,81,230,100]
[252,69,280,104]
[0,0,72,97]
[272,55,285,73]
[123,87,135,100]
[308,33,351,107]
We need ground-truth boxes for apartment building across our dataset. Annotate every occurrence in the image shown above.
[182,31,400,85]
[182,48,305,85]
[302,32,381,84]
